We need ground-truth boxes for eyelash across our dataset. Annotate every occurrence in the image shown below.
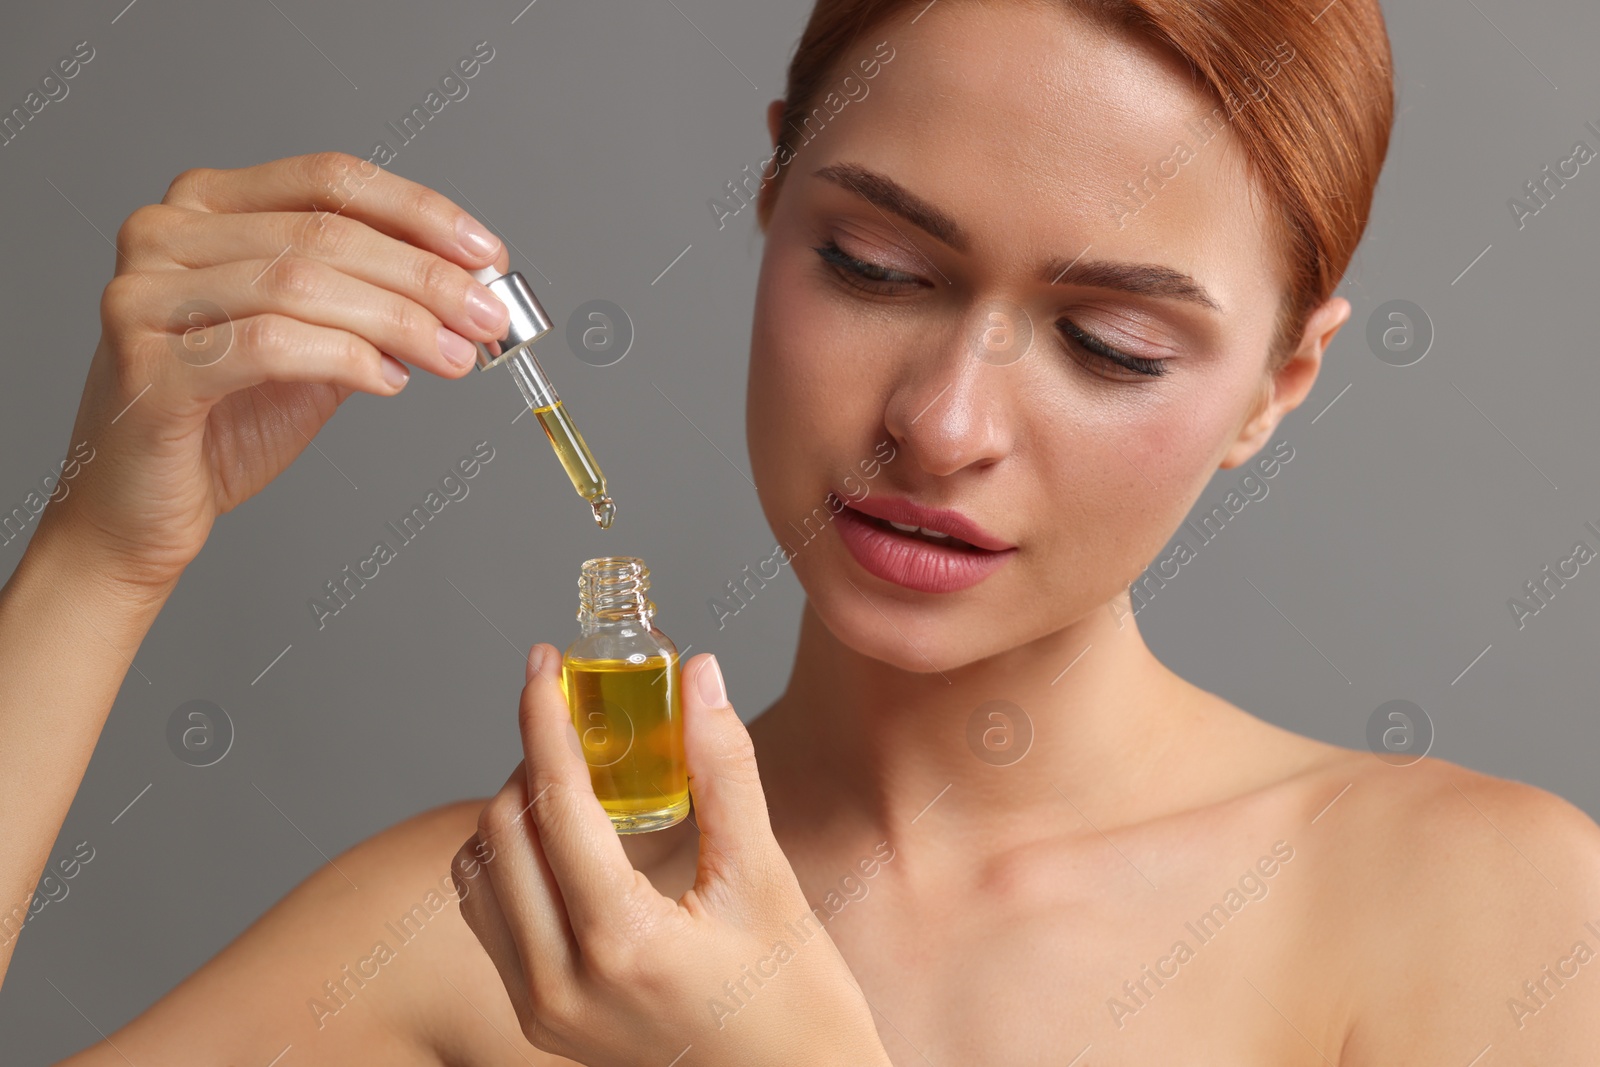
[1057,319,1168,379]
[812,239,1169,379]
[814,240,919,289]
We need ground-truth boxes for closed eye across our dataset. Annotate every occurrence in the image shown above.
[1057,318,1168,379]
[813,239,924,289]
[811,239,1169,380]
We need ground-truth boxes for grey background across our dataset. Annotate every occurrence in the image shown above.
[0,0,1594,1061]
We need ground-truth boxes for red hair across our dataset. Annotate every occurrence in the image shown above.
[761,0,1395,367]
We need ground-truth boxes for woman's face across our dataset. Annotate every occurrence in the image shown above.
[747,0,1323,672]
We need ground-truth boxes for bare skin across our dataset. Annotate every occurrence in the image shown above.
[5,2,1598,1065]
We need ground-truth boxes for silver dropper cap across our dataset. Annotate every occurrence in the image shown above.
[471,266,554,370]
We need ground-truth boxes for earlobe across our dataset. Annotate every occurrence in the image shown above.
[1218,295,1348,469]
[1219,376,1280,469]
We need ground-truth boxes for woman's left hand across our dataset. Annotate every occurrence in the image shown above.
[452,643,892,1067]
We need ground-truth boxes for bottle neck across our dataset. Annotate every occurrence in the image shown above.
[576,556,655,636]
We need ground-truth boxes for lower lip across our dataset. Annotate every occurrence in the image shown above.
[833,505,1015,593]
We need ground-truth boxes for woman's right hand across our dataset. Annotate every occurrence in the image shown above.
[40,151,513,592]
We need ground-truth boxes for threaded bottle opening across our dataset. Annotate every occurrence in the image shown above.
[577,556,655,624]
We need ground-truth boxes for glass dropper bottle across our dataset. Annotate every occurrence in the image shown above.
[471,265,616,529]
[561,555,688,834]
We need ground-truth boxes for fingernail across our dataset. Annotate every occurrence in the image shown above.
[457,215,501,259]
[527,643,549,679]
[696,654,726,706]
[438,325,477,368]
[466,284,509,334]
[380,354,410,389]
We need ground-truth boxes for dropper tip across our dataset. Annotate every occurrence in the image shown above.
[589,495,616,530]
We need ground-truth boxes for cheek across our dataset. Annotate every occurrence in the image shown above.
[1024,380,1240,598]
[747,254,810,488]
[748,246,887,492]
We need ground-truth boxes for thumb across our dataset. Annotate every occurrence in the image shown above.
[682,653,778,890]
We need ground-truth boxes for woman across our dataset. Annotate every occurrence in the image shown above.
[4,0,1598,1062]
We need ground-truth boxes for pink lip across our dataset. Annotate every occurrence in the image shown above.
[842,493,1016,551]
[832,496,1016,594]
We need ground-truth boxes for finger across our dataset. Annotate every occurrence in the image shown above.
[476,763,580,983]
[119,205,510,345]
[160,152,511,275]
[518,643,644,945]
[165,256,482,379]
[164,313,408,400]
[450,832,535,1011]
[681,654,779,894]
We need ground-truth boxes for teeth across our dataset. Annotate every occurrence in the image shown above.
[887,520,954,540]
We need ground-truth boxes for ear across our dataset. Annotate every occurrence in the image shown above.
[766,98,784,145]
[1219,295,1351,469]
[756,99,786,232]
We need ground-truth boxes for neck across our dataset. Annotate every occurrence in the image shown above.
[751,596,1193,857]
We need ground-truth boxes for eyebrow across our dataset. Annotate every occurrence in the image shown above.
[1040,256,1222,312]
[811,161,1222,313]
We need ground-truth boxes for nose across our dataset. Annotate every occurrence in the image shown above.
[882,302,1021,478]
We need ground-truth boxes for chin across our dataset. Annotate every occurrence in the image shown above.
[790,531,1011,674]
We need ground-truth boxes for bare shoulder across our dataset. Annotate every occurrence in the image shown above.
[54,799,549,1067]
[1288,751,1600,1064]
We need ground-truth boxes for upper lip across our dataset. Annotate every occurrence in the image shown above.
[840,492,1016,551]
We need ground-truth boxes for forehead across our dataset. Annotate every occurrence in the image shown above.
[803,0,1285,318]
